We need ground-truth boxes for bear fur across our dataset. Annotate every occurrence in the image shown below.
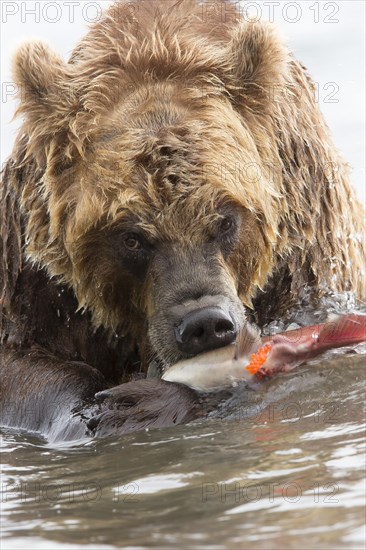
[1,0,365,438]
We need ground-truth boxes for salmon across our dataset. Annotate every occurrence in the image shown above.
[162,314,366,391]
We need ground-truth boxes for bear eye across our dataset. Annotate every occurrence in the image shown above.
[220,217,234,233]
[123,233,142,251]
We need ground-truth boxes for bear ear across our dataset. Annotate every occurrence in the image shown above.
[13,42,73,127]
[227,20,290,113]
[13,41,71,110]
[12,41,80,162]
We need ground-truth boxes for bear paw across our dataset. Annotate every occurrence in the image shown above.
[86,378,201,437]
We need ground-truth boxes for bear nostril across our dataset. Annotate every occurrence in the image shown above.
[175,307,237,355]
[215,319,234,335]
[192,327,204,339]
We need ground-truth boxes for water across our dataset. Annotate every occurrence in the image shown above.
[1,1,365,548]
[2,351,365,549]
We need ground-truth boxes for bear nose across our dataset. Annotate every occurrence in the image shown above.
[174,307,237,355]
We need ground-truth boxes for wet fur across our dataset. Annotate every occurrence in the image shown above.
[1,0,365,437]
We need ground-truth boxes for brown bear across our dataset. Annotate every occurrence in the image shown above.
[1,0,365,440]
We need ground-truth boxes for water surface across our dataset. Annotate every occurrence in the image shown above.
[2,351,365,549]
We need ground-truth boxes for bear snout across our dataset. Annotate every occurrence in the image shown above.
[174,306,237,355]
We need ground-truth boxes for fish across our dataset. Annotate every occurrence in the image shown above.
[162,314,366,392]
